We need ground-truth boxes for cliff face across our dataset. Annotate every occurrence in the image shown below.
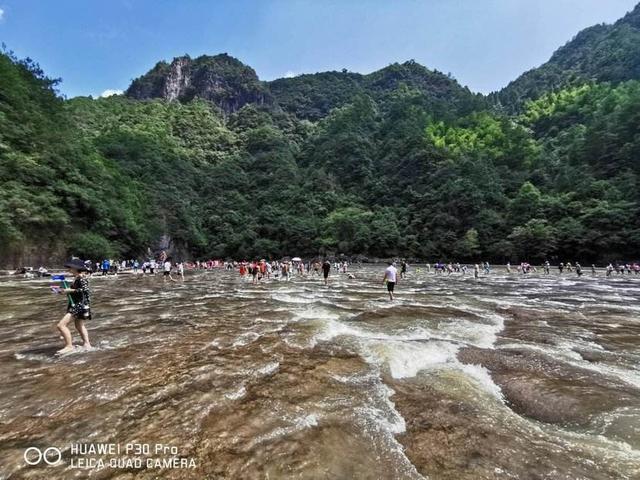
[126,54,272,114]
[163,57,191,101]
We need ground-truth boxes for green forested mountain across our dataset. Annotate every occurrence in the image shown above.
[493,3,640,110]
[128,56,485,121]
[1,5,640,267]
[0,52,152,266]
[268,61,486,121]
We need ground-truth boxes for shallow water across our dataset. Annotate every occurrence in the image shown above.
[1,267,639,479]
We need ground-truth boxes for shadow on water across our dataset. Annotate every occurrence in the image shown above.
[16,345,61,357]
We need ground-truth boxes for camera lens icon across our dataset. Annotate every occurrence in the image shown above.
[24,447,62,466]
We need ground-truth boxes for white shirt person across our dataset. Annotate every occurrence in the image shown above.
[383,262,398,300]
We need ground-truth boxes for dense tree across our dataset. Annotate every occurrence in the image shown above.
[508,219,558,261]
[2,5,640,267]
[492,4,640,111]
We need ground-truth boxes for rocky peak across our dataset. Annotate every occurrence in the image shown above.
[618,3,640,28]
[163,57,191,101]
[125,54,272,114]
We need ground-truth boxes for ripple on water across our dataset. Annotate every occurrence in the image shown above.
[2,268,640,480]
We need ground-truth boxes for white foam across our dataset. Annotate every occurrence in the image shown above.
[272,293,313,304]
[291,306,340,323]
[315,318,364,341]
[364,340,457,379]
[354,387,406,435]
[232,332,261,347]
[255,361,279,376]
[224,385,247,400]
[351,381,425,479]
[248,413,319,448]
[312,314,505,401]
[458,363,504,400]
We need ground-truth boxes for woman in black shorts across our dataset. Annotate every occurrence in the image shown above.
[55,259,92,354]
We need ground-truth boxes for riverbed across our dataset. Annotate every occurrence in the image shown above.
[0,267,639,479]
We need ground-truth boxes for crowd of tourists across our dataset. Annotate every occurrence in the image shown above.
[19,254,639,356]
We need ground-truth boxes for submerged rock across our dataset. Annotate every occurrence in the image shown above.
[457,346,640,426]
[388,374,636,480]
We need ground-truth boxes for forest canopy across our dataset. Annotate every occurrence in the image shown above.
[1,5,640,266]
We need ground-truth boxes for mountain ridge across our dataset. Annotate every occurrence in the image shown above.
[2,4,640,266]
[493,3,640,110]
[126,55,485,119]
[125,3,640,116]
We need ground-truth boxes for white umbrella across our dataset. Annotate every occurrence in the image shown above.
[292,257,302,262]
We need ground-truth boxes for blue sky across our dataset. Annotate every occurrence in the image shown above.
[0,0,637,98]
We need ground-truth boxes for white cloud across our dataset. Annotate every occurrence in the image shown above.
[0,8,5,21]
[99,89,123,98]
[283,70,297,78]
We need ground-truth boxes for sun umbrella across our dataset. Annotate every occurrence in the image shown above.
[292,257,302,262]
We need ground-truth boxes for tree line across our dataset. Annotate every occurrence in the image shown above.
[1,49,639,266]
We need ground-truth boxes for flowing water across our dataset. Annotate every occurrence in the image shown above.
[1,267,639,479]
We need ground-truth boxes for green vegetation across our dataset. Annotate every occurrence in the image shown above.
[492,4,640,111]
[2,5,640,266]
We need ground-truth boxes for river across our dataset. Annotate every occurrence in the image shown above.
[0,266,639,479]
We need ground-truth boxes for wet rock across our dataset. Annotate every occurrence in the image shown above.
[495,306,570,346]
[351,304,478,324]
[457,346,639,426]
[388,375,635,480]
[573,348,609,363]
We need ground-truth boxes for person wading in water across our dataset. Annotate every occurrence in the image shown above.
[55,259,92,354]
[322,259,331,285]
[383,262,398,301]
[400,260,408,279]
[163,257,174,282]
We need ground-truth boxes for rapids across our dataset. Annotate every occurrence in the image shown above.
[0,266,639,479]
